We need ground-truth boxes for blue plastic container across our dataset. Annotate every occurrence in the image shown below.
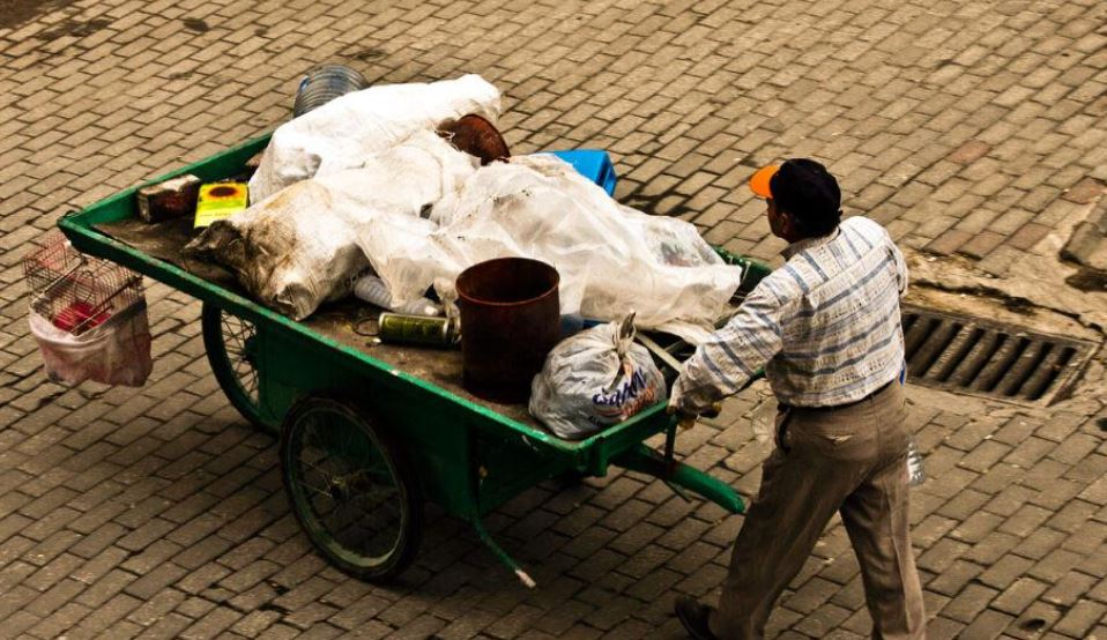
[547,150,618,196]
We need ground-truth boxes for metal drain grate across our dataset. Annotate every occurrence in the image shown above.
[901,305,1097,405]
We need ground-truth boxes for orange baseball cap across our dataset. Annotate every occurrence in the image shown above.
[749,165,779,199]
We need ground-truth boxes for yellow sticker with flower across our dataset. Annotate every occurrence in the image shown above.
[194,182,248,228]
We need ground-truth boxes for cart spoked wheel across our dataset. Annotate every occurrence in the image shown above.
[280,396,422,581]
[202,303,272,431]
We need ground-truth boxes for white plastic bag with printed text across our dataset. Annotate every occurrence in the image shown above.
[530,314,667,440]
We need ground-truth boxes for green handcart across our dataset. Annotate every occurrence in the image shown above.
[58,134,771,587]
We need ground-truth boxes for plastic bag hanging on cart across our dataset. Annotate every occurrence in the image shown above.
[530,313,667,440]
[23,233,152,387]
[28,302,152,387]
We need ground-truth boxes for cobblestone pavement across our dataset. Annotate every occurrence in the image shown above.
[2,0,1107,639]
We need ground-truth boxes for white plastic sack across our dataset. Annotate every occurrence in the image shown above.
[29,300,153,387]
[250,74,501,201]
[187,130,478,320]
[364,153,744,342]
[530,314,667,439]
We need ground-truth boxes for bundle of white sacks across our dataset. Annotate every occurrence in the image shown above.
[187,74,743,344]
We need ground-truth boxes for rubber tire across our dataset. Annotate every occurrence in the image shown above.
[201,303,271,431]
[279,396,423,581]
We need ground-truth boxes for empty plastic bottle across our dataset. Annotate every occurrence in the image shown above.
[906,435,926,487]
[354,275,440,317]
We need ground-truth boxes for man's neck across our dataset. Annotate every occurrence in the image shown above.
[781,227,840,259]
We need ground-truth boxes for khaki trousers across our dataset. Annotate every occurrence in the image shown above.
[710,382,926,640]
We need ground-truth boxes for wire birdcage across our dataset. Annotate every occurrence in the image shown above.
[23,232,144,336]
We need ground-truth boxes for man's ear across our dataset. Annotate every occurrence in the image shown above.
[779,210,798,241]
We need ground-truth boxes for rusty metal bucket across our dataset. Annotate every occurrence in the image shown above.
[456,258,560,404]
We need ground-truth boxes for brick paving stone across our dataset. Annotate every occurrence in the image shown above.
[992,577,1049,616]
[978,555,1035,591]
[925,229,973,256]
[179,606,243,640]
[949,511,1004,545]
[1061,177,1105,204]
[27,601,92,639]
[1062,519,1107,556]
[1012,527,1067,561]
[1029,548,1085,584]
[927,559,983,598]
[1042,571,1098,609]
[25,577,85,618]
[960,609,1015,640]
[124,562,188,600]
[957,230,1007,259]
[1007,222,1052,251]
[127,588,187,627]
[4,1,1107,639]
[1007,601,1065,640]
[1052,600,1107,639]
[963,532,1020,569]
[941,583,999,625]
[71,592,143,637]
[76,567,137,609]
[948,140,992,165]
[996,504,1052,538]
[2,610,42,637]
[231,610,282,637]
[135,611,193,640]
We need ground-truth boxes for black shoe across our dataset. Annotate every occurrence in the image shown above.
[675,596,718,640]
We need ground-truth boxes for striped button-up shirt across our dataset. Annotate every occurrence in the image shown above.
[671,216,908,412]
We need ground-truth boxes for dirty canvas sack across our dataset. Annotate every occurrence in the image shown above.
[187,130,477,320]
[530,314,667,440]
[28,300,153,387]
[249,74,501,201]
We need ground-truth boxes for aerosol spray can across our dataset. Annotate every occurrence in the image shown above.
[376,312,459,347]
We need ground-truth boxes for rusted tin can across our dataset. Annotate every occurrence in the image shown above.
[440,114,510,165]
[377,312,456,347]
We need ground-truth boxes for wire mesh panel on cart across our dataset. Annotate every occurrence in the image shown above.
[24,232,144,334]
[23,232,153,386]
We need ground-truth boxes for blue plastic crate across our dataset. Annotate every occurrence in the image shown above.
[546,150,617,196]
